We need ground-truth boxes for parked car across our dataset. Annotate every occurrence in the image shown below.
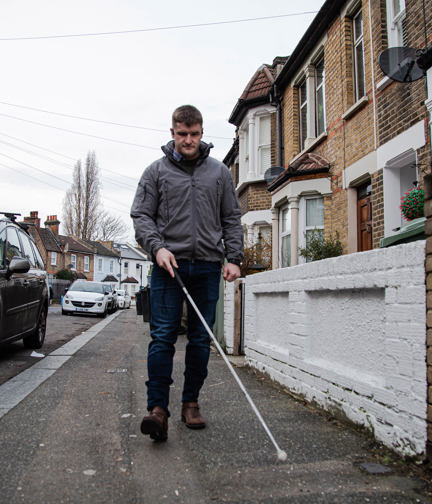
[0,212,49,349]
[104,283,118,313]
[116,289,131,309]
[62,280,115,317]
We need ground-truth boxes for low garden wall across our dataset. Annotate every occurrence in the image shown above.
[225,241,427,457]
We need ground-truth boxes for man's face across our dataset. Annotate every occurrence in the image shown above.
[171,122,203,160]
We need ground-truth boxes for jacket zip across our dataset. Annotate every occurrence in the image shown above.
[190,175,197,261]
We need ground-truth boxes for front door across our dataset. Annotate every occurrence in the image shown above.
[357,183,372,252]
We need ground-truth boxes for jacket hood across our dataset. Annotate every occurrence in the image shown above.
[161,140,213,166]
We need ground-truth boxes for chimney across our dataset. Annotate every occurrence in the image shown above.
[44,215,60,236]
[24,211,41,229]
[101,240,114,251]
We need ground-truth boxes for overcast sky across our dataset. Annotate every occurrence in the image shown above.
[0,0,325,241]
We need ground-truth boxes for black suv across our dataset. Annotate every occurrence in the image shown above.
[0,212,49,349]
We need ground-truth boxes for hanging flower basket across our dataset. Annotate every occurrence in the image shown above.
[400,188,424,221]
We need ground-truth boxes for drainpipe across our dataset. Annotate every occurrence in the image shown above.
[273,83,284,168]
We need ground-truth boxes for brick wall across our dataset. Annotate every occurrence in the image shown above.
[239,240,427,457]
[238,182,272,217]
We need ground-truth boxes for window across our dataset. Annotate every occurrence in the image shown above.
[387,0,406,47]
[84,256,90,272]
[31,242,45,269]
[124,261,129,274]
[297,57,326,151]
[297,196,325,262]
[6,227,23,263]
[109,260,114,273]
[98,258,103,272]
[299,80,308,151]
[51,251,57,266]
[20,232,37,267]
[238,107,274,184]
[258,115,271,176]
[70,254,76,269]
[305,197,324,243]
[0,229,5,266]
[279,206,291,268]
[353,10,366,100]
[315,58,325,136]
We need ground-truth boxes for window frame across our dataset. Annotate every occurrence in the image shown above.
[387,0,406,47]
[353,9,366,101]
[279,205,292,268]
[315,57,326,137]
[51,251,57,266]
[70,254,77,270]
[296,54,326,153]
[257,114,271,177]
[84,255,90,273]
[299,79,308,151]
[298,196,325,258]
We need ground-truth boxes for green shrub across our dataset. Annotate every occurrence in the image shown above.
[55,269,76,280]
[298,228,343,262]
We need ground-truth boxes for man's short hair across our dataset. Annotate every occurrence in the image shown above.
[172,105,203,128]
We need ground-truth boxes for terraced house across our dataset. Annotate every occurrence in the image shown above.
[267,0,431,268]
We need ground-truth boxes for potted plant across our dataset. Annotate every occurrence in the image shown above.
[400,188,424,221]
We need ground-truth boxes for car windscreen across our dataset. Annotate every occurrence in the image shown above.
[117,290,125,296]
[69,282,105,294]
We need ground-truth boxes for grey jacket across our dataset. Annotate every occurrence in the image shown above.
[131,140,244,265]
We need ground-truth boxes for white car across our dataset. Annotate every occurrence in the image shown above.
[62,280,114,317]
[116,289,131,309]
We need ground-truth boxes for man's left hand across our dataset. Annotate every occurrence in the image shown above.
[223,263,241,282]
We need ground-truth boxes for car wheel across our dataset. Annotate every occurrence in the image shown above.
[62,309,69,315]
[98,308,107,318]
[23,307,47,349]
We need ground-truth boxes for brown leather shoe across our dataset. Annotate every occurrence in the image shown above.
[140,406,168,441]
[181,402,206,429]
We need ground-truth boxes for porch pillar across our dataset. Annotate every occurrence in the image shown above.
[289,197,300,266]
[271,207,279,269]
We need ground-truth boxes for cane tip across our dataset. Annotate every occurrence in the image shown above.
[277,450,287,462]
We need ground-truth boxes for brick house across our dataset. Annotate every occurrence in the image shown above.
[23,212,63,284]
[59,235,95,281]
[267,0,431,269]
[23,211,96,281]
[224,57,288,264]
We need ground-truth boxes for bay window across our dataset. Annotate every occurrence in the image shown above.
[280,206,291,268]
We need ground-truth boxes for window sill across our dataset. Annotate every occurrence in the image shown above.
[376,76,392,92]
[342,96,369,121]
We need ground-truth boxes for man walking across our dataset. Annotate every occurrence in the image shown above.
[131,105,243,441]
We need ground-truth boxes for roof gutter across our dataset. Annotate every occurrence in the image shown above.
[274,0,347,90]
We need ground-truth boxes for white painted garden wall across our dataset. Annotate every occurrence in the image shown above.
[225,241,427,457]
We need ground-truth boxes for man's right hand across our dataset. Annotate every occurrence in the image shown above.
[155,247,178,278]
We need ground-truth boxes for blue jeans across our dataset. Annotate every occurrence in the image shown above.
[147,261,221,415]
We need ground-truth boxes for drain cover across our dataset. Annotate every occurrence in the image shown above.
[360,463,393,475]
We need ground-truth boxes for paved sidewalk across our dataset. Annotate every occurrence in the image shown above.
[0,309,430,503]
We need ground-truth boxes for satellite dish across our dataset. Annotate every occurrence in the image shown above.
[378,47,425,83]
[264,166,284,184]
